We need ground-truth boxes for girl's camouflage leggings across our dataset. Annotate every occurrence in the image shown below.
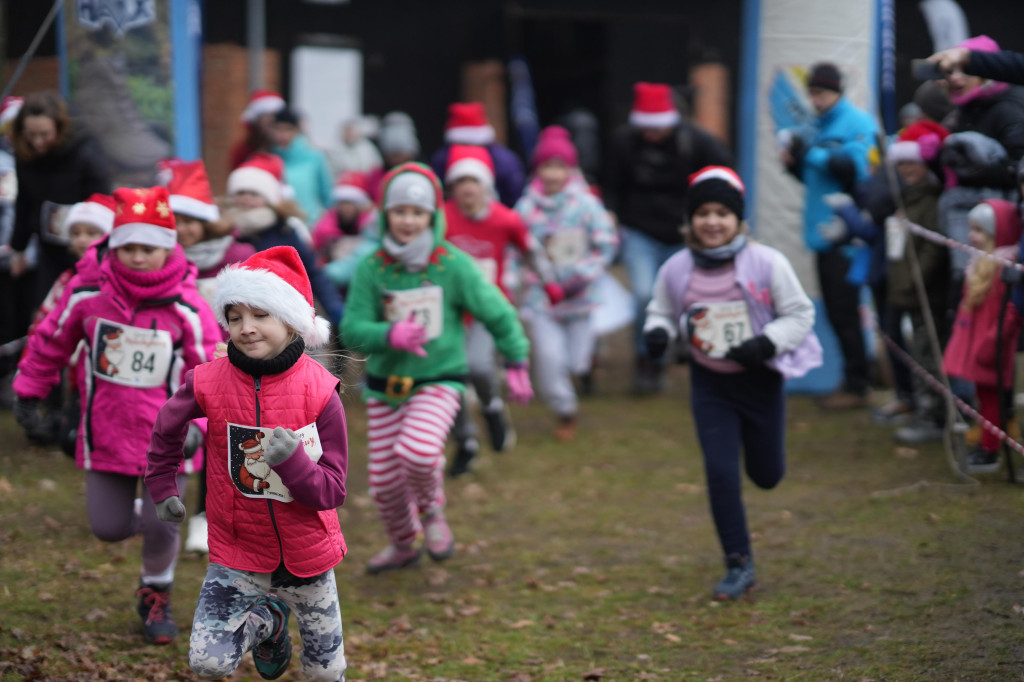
[189,562,346,681]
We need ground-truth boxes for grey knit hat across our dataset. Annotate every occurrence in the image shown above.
[384,172,435,212]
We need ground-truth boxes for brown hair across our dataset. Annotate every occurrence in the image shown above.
[12,91,70,161]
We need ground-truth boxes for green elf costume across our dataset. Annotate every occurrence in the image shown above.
[341,162,532,574]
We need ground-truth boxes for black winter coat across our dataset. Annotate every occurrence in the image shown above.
[604,123,733,245]
[947,86,1024,189]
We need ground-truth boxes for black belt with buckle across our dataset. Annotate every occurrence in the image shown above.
[366,373,466,399]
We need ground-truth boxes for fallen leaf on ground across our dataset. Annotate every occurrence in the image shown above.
[509,620,535,629]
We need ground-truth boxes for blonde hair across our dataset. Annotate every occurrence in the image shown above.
[964,231,998,310]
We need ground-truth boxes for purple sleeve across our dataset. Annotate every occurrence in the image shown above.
[145,370,206,503]
[272,390,348,510]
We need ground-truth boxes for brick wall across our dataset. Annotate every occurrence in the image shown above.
[4,57,60,96]
[202,44,281,195]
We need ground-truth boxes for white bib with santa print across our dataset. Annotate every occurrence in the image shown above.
[91,319,173,388]
[226,422,323,503]
[382,285,444,340]
[686,301,754,359]
[545,228,588,268]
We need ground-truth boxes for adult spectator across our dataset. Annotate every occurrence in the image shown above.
[228,90,285,171]
[429,102,525,207]
[367,111,422,202]
[8,91,110,312]
[778,63,878,409]
[929,44,1024,86]
[605,82,733,393]
[327,117,383,176]
[271,107,334,224]
[0,96,23,407]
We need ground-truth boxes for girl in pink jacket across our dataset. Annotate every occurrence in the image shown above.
[146,246,348,681]
[943,199,1024,473]
[13,187,221,645]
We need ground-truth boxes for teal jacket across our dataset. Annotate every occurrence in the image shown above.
[274,135,334,225]
[341,163,530,405]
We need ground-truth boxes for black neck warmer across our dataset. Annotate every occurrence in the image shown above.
[227,337,305,377]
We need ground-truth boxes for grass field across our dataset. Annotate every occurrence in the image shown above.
[2,339,1024,681]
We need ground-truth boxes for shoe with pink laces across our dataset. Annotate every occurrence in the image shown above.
[423,511,455,562]
[365,544,422,575]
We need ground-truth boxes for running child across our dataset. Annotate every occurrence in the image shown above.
[13,186,221,643]
[147,245,349,680]
[643,166,822,600]
[341,162,533,573]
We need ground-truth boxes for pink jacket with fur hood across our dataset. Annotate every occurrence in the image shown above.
[14,238,221,476]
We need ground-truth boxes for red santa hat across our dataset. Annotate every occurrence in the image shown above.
[160,159,220,222]
[444,102,496,145]
[227,152,284,205]
[109,186,178,250]
[65,193,116,234]
[239,432,267,454]
[887,120,950,165]
[214,245,330,348]
[105,328,123,342]
[445,144,495,189]
[629,82,681,129]
[331,171,372,205]
[0,96,23,129]
[241,90,286,123]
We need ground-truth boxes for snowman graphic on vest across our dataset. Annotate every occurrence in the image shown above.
[688,306,715,354]
[97,328,125,377]
[238,432,272,492]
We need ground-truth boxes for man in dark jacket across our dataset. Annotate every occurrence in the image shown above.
[604,82,733,393]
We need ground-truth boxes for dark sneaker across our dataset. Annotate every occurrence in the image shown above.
[252,595,292,680]
[967,446,1001,474]
[893,417,944,445]
[482,401,515,453]
[577,371,595,397]
[713,555,756,601]
[136,584,178,644]
[448,438,479,478]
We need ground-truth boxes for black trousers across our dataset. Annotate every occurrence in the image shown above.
[816,248,869,394]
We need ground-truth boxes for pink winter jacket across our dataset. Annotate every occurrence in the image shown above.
[14,239,221,476]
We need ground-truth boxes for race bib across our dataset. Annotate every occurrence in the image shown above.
[687,301,754,359]
[545,229,587,267]
[40,201,74,245]
[226,422,323,503]
[92,319,173,387]
[383,285,444,340]
[885,215,907,261]
[474,257,498,285]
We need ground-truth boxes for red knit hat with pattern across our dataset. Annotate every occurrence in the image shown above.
[110,186,178,249]
[214,245,330,348]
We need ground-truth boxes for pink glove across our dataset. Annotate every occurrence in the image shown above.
[506,366,534,405]
[543,281,565,306]
[388,314,428,357]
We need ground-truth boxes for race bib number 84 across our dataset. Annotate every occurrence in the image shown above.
[92,319,173,387]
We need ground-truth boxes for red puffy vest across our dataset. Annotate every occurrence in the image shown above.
[193,355,346,577]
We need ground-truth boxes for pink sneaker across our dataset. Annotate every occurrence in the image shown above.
[423,511,455,562]
[365,544,421,575]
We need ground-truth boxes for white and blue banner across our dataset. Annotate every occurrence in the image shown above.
[738,0,879,393]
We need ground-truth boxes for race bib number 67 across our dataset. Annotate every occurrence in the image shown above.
[92,320,173,388]
[687,301,755,359]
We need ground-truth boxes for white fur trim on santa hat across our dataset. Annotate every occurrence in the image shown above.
[629,109,681,129]
[214,264,331,348]
[445,157,495,189]
[228,166,283,205]
[887,140,923,165]
[331,185,371,205]
[241,95,285,123]
[109,222,178,250]
[169,194,220,222]
[691,167,746,192]
[65,201,114,234]
[445,125,496,146]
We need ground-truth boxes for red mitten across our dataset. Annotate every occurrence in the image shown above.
[543,281,565,306]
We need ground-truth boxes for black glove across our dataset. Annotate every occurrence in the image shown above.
[644,328,670,362]
[13,396,43,435]
[183,423,203,459]
[827,155,858,194]
[725,335,777,370]
[59,391,80,459]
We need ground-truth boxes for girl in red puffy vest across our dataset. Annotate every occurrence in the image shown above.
[146,245,349,681]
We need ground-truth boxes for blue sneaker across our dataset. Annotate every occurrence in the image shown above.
[713,555,756,601]
[252,595,292,680]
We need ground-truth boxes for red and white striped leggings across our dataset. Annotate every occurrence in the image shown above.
[366,384,461,547]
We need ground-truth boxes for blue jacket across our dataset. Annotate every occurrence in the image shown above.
[244,219,345,331]
[797,98,878,253]
[274,135,334,225]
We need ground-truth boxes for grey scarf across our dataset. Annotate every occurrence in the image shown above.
[383,229,434,272]
[692,234,748,270]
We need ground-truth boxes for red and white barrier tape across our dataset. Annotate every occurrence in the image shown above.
[903,220,1024,272]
